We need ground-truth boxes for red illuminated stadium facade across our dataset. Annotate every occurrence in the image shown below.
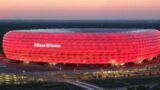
[2,29,160,65]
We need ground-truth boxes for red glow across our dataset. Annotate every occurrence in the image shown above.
[3,30,160,64]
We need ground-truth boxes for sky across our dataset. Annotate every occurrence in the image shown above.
[0,0,160,20]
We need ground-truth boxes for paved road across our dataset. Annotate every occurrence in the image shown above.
[0,58,105,90]
[1,57,159,90]
[19,71,105,90]
[0,71,105,90]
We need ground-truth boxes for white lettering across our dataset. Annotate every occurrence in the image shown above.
[34,43,61,48]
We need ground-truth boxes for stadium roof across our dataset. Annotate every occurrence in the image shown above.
[13,28,156,33]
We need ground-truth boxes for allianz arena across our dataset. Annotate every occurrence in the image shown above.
[2,29,160,65]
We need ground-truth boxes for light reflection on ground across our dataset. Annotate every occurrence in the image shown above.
[0,74,45,85]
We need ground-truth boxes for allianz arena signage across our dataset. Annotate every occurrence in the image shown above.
[34,43,61,48]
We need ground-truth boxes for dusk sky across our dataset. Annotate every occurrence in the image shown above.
[1,0,160,20]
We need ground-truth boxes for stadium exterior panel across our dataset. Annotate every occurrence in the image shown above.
[2,29,160,64]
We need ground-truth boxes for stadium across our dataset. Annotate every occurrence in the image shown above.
[2,29,160,65]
